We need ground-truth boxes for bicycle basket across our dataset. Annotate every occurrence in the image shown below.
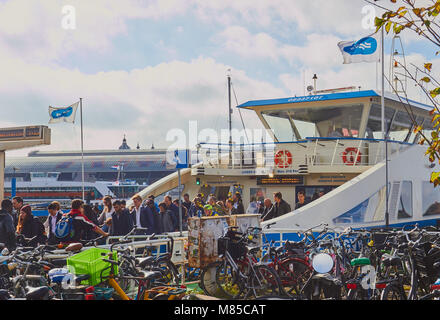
[217,236,247,260]
[67,247,118,286]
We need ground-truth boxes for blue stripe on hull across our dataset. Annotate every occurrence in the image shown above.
[264,219,439,244]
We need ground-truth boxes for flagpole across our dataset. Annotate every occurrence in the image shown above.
[380,26,390,228]
[80,98,85,201]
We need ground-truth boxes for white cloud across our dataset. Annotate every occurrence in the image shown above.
[0,52,285,155]
[0,0,191,63]
[215,26,346,69]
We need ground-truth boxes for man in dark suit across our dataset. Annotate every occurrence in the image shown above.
[274,192,292,218]
[130,195,154,235]
[164,195,179,232]
[44,202,63,244]
[109,200,133,237]
[260,199,276,221]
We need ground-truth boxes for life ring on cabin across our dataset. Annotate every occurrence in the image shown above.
[342,147,362,165]
[274,150,293,168]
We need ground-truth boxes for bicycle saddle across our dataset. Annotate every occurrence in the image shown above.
[25,286,51,300]
[74,274,90,284]
[247,246,260,255]
[274,247,284,254]
[312,273,342,286]
[51,259,67,268]
[65,243,83,252]
[381,254,401,267]
[139,270,163,281]
[136,256,155,268]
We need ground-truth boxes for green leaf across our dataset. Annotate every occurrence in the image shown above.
[425,63,433,72]
[421,76,431,83]
[431,87,440,98]
[431,171,440,183]
[414,125,423,134]
[385,21,392,33]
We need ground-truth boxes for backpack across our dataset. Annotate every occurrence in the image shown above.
[54,213,75,239]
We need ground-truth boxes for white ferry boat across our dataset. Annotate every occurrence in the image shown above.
[131,88,440,238]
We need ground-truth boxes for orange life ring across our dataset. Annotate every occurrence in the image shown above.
[342,147,361,165]
[274,150,293,168]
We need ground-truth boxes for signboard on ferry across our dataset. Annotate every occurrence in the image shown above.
[257,176,304,186]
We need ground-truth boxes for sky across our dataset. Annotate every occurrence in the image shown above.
[2,0,440,156]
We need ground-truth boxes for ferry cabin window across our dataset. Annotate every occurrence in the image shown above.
[388,111,412,141]
[398,181,412,219]
[421,120,434,143]
[364,104,394,139]
[422,181,440,216]
[333,184,388,224]
[407,116,425,143]
[261,104,363,141]
[261,110,299,142]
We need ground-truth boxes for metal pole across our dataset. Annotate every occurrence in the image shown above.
[381,26,385,140]
[228,74,232,167]
[178,168,182,236]
[80,98,85,201]
[381,27,390,227]
[11,167,16,198]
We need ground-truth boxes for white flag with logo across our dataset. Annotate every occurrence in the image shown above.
[338,32,381,64]
[48,102,79,124]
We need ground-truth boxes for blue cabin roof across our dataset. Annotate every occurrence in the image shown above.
[237,89,433,112]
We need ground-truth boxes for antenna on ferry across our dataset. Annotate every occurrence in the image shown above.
[312,74,318,95]
[227,69,233,165]
[389,35,407,94]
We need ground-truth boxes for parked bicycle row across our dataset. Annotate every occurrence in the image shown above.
[0,226,188,300]
[205,223,440,300]
[3,218,440,300]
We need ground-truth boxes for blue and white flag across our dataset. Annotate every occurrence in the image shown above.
[338,32,381,64]
[48,102,79,123]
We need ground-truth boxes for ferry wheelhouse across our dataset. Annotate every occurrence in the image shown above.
[134,89,439,232]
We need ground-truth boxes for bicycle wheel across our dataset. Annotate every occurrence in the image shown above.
[215,260,243,299]
[155,260,181,285]
[278,257,313,297]
[250,265,283,298]
[380,283,406,300]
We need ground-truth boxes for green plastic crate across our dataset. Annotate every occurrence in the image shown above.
[67,247,118,286]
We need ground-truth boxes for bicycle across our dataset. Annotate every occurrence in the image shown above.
[215,226,283,299]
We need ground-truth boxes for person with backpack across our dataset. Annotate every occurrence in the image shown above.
[0,199,16,251]
[55,199,108,243]
[16,205,47,247]
[43,202,63,245]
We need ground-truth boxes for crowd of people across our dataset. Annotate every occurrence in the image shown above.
[0,190,307,251]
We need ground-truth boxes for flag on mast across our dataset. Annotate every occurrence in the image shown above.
[338,32,381,64]
[48,102,79,123]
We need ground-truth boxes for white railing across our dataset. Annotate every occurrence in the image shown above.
[195,138,412,170]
